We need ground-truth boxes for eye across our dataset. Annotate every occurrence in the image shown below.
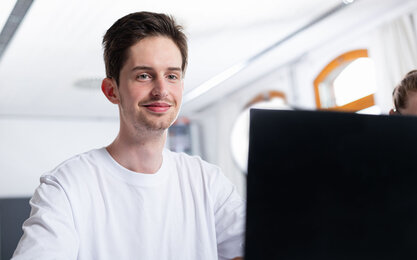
[167,74,179,80]
[136,73,151,80]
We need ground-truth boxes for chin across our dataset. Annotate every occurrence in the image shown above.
[143,120,174,132]
[148,125,170,131]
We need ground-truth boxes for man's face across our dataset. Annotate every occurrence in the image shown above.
[115,36,184,133]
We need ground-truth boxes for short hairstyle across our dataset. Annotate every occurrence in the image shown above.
[102,11,188,85]
[393,70,417,111]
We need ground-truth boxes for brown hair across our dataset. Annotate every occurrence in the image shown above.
[102,11,188,85]
[393,70,417,111]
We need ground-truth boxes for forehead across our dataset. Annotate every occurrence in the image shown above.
[125,36,182,68]
[406,91,417,104]
[402,90,417,115]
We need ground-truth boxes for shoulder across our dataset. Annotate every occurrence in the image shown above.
[164,149,236,194]
[41,148,106,185]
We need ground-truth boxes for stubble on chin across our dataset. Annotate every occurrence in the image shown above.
[133,109,178,134]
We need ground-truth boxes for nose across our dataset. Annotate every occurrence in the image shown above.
[151,78,168,99]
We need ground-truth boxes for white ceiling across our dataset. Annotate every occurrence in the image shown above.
[0,0,413,120]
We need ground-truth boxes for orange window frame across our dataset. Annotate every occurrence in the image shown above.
[314,49,375,112]
[245,90,286,108]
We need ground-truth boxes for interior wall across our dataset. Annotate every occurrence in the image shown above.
[0,118,118,198]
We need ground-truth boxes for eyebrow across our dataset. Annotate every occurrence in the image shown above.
[131,66,182,72]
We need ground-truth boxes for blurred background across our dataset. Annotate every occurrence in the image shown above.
[1,0,417,200]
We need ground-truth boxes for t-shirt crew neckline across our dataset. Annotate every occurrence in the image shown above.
[98,147,170,187]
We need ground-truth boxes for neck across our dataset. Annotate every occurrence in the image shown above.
[106,129,167,174]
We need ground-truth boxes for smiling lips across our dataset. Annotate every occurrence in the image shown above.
[143,102,172,113]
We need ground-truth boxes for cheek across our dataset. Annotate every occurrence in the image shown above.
[129,88,149,99]
[174,88,183,104]
[177,85,184,95]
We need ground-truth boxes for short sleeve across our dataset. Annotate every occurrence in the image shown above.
[211,168,246,260]
[12,175,79,260]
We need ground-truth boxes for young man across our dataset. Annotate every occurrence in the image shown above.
[12,12,245,260]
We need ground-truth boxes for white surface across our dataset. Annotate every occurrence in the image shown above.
[0,118,118,197]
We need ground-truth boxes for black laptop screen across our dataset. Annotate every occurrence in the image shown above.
[245,109,417,260]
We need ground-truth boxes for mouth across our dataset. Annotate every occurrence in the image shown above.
[142,102,172,113]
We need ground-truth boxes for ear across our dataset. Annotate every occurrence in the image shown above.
[101,78,120,104]
[389,108,396,115]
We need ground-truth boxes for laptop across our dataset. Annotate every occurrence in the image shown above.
[244,109,417,259]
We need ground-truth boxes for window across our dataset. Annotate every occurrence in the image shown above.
[230,91,289,173]
[314,49,379,113]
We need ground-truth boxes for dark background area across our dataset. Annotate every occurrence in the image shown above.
[0,198,31,260]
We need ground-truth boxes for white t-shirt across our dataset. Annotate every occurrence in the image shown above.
[12,148,245,260]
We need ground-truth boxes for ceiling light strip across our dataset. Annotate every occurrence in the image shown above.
[182,0,356,104]
[0,0,34,61]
